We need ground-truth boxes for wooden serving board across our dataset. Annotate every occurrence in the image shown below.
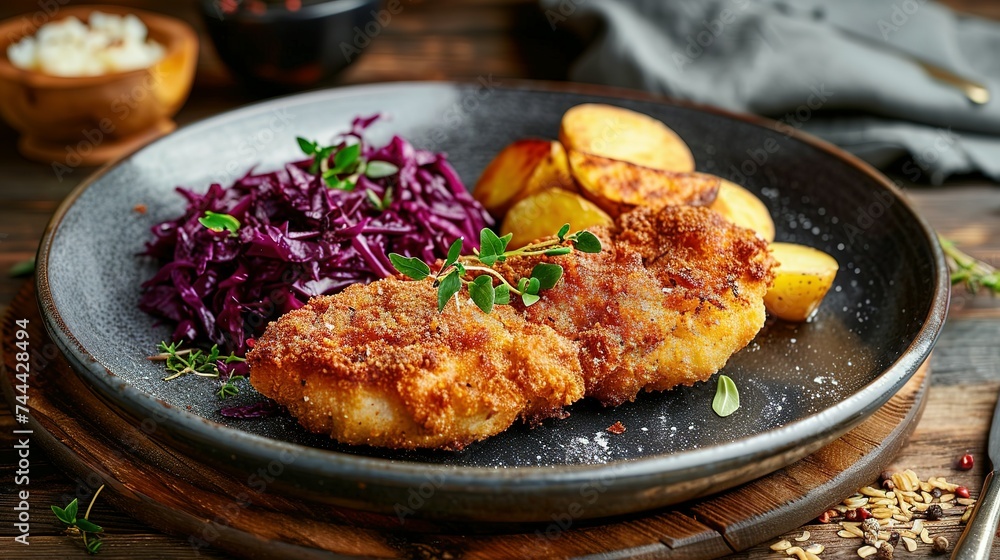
[1,282,929,559]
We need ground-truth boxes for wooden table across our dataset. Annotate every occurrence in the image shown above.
[1,0,998,558]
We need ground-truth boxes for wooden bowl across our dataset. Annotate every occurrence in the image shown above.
[0,5,197,166]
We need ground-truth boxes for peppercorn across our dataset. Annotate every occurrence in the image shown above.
[958,453,974,470]
[882,478,895,491]
[845,508,859,521]
[926,504,944,521]
[932,536,949,554]
[877,542,895,560]
[888,531,900,547]
[931,487,942,499]
[879,470,894,483]
[956,486,970,499]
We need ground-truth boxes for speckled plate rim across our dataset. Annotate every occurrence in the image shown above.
[35,80,949,493]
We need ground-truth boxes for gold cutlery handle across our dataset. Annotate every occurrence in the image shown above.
[952,470,1000,559]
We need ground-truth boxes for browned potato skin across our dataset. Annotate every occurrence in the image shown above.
[568,150,720,217]
[559,103,695,172]
[512,140,577,204]
[709,180,776,242]
[472,139,553,216]
[501,189,613,248]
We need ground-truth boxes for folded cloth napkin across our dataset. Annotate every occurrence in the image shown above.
[541,0,1000,183]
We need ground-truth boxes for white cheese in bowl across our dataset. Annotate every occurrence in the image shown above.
[6,12,165,77]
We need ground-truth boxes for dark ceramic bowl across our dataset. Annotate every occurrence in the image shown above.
[199,0,381,90]
[36,81,949,522]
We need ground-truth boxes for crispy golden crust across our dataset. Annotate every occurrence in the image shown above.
[247,277,584,450]
[248,206,775,449]
[501,205,775,405]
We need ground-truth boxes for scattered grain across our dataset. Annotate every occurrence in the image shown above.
[902,537,918,552]
[770,539,792,552]
[858,545,879,558]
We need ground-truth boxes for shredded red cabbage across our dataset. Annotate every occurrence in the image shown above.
[139,115,492,354]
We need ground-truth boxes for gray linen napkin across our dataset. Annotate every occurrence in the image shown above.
[542,0,1000,183]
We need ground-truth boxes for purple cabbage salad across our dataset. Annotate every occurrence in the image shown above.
[139,114,492,358]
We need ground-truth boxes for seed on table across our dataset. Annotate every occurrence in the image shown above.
[877,542,894,560]
[958,453,974,470]
[926,504,943,521]
[846,509,859,521]
[805,543,824,554]
[920,481,934,493]
[795,530,810,542]
[939,493,955,503]
[961,507,973,523]
[902,537,918,552]
[957,498,976,506]
[932,536,949,554]
[921,491,933,503]
[882,478,895,491]
[862,486,888,498]
[770,539,792,551]
[920,528,933,544]
[839,530,862,538]
[858,545,879,558]
[858,507,874,519]
[930,487,942,499]
[912,519,924,534]
[879,470,894,484]
[887,531,900,547]
[956,486,970,499]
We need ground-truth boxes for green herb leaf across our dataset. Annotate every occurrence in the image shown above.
[389,253,430,280]
[494,284,510,305]
[65,498,79,521]
[530,263,563,291]
[521,292,540,307]
[570,231,602,253]
[87,539,103,554]
[479,229,508,266]
[543,247,572,257]
[296,137,317,155]
[198,211,240,236]
[333,143,361,172]
[443,238,463,269]
[525,277,541,296]
[557,223,570,241]
[51,505,72,525]
[469,275,495,314]
[712,375,740,417]
[517,277,529,293]
[76,518,103,533]
[437,271,462,312]
[365,160,400,179]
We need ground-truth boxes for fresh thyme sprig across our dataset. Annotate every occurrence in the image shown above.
[939,235,1000,295]
[51,485,105,555]
[296,137,399,192]
[389,224,602,313]
[148,341,246,399]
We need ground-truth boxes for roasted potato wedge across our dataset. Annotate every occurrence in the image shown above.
[473,139,552,216]
[710,180,776,242]
[764,243,839,322]
[473,139,576,216]
[501,189,613,249]
[568,150,719,217]
[515,140,577,203]
[559,104,695,172]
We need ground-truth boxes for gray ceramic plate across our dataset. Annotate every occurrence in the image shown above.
[37,81,948,522]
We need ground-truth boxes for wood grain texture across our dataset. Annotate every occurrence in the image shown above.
[1,282,929,559]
